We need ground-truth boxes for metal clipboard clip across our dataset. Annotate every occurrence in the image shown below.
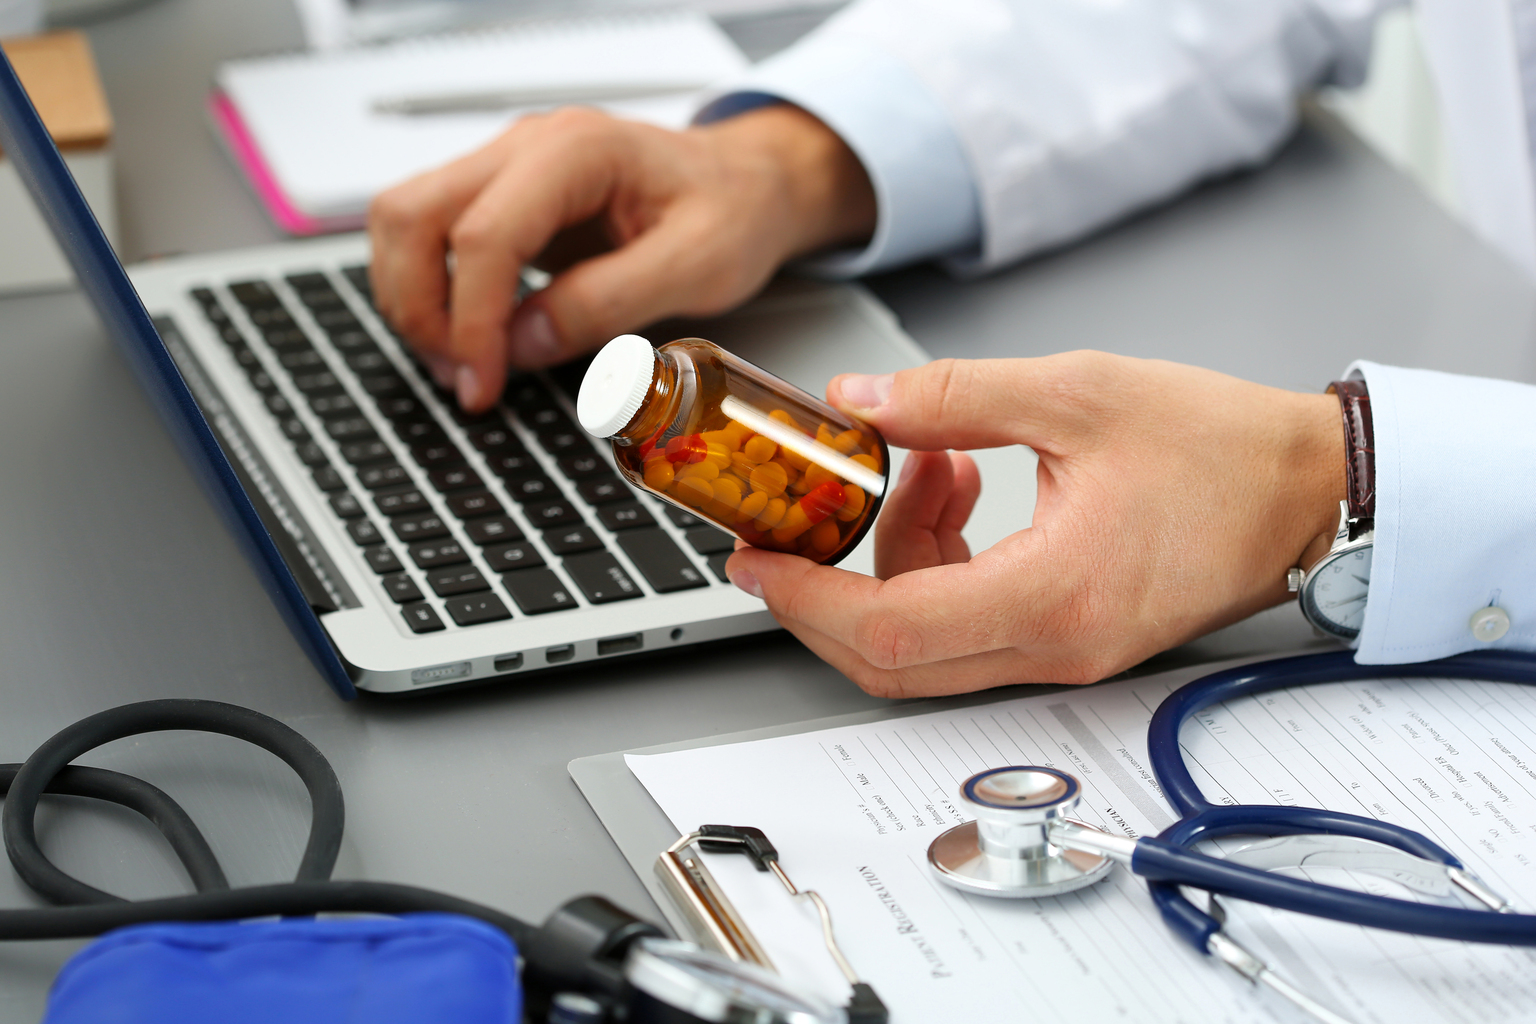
[656,824,889,1023]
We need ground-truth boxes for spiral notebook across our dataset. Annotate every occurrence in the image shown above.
[211,11,749,235]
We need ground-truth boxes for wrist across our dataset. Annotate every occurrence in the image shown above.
[702,103,876,260]
[1292,392,1349,573]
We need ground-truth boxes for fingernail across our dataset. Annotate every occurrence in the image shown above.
[455,364,480,410]
[898,454,920,484]
[730,569,763,600]
[838,373,894,411]
[423,354,455,390]
[507,307,559,366]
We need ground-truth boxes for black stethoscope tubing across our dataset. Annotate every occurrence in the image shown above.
[1138,649,1536,951]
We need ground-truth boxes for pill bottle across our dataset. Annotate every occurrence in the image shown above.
[577,335,888,566]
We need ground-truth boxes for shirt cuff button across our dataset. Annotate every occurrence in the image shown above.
[1470,606,1511,643]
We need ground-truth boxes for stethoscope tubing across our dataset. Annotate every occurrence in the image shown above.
[1134,649,1536,953]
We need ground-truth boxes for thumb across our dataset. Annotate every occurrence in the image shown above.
[829,354,1108,452]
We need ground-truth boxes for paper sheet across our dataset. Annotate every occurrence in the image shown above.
[626,662,1536,1024]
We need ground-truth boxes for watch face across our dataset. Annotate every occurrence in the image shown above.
[1301,545,1373,640]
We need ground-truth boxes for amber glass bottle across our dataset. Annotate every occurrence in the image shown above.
[577,335,888,566]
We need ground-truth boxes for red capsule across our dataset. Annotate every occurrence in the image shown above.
[665,434,708,465]
[800,481,846,524]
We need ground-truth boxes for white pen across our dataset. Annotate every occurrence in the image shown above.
[372,80,711,116]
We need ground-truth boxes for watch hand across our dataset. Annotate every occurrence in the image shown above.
[1324,594,1368,610]
[1352,575,1369,586]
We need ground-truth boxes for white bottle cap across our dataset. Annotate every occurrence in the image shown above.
[578,334,658,437]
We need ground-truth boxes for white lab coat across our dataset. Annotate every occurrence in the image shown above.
[702,0,1536,664]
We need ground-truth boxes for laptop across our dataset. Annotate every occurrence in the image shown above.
[0,45,1026,697]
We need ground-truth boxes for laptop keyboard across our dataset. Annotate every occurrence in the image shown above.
[187,266,734,635]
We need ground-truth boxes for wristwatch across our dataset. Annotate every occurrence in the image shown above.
[1287,380,1374,641]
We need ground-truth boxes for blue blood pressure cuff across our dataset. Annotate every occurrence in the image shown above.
[43,914,520,1024]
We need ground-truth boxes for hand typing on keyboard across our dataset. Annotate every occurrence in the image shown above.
[366,104,875,412]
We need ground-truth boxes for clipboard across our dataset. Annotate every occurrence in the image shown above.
[567,685,1072,940]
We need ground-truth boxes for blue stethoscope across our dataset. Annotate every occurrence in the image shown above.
[926,649,1536,1024]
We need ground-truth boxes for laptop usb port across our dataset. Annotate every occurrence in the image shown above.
[493,654,523,673]
[597,633,643,657]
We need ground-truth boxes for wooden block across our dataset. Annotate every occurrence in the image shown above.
[1,30,111,152]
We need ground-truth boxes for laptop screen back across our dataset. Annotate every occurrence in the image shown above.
[0,45,355,697]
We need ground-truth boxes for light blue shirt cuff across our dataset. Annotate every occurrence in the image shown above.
[696,31,981,277]
[1350,361,1536,662]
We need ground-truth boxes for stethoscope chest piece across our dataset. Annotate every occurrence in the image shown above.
[929,767,1115,898]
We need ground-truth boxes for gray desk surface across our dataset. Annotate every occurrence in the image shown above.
[2,2,1534,1019]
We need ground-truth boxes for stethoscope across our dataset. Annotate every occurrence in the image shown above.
[928,649,1536,1024]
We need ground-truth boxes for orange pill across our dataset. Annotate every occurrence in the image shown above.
[737,489,769,522]
[677,460,721,483]
[851,453,881,473]
[800,462,836,492]
[730,451,759,476]
[712,476,744,509]
[701,429,740,452]
[705,441,732,469]
[782,446,811,471]
[752,497,787,531]
[771,503,812,544]
[769,409,799,430]
[832,428,863,455]
[749,461,789,498]
[809,518,842,555]
[743,434,777,464]
[835,484,866,522]
[644,459,675,490]
[673,476,714,507]
[816,423,837,448]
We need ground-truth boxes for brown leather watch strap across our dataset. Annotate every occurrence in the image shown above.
[1327,379,1374,521]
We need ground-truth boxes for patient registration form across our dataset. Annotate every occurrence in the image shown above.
[626,659,1536,1024]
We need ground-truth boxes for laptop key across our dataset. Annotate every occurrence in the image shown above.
[447,490,503,520]
[524,498,581,527]
[264,393,294,417]
[311,465,346,492]
[375,394,425,421]
[357,461,409,490]
[373,486,430,516]
[467,425,518,452]
[536,429,588,456]
[596,501,656,532]
[484,541,543,572]
[330,329,375,354]
[563,551,642,604]
[264,327,310,351]
[504,475,558,503]
[324,417,377,442]
[400,602,445,634]
[329,492,365,518]
[395,419,448,446]
[309,392,359,417]
[278,348,325,372]
[358,372,408,397]
[229,280,277,307]
[295,441,329,467]
[617,529,708,593]
[684,526,735,555]
[500,567,576,614]
[247,368,279,394]
[410,442,463,467]
[483,449,540,479]
[706,551,732,583]
[504,378,554,411]
[543,525,603,555]
[524,406,572,432]
[428,465,483,492]
[292,370,343,395]
[342,265,372,302]
[279,418,312,444]
[346,350,391,374]
[347,519,383,546]
[391,512,450,542]
[444,592,512,626]
[557,452,607,479]
[381,573,423,603]
[428,565,491,597]
[364,546,404,574]
[662,507,706,529]
[409,539,471,568]
[465,516,523,545]
[577,476,631,505]
[340,440,392,464]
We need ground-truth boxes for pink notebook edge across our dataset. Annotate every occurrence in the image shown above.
[207,90,365,238]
